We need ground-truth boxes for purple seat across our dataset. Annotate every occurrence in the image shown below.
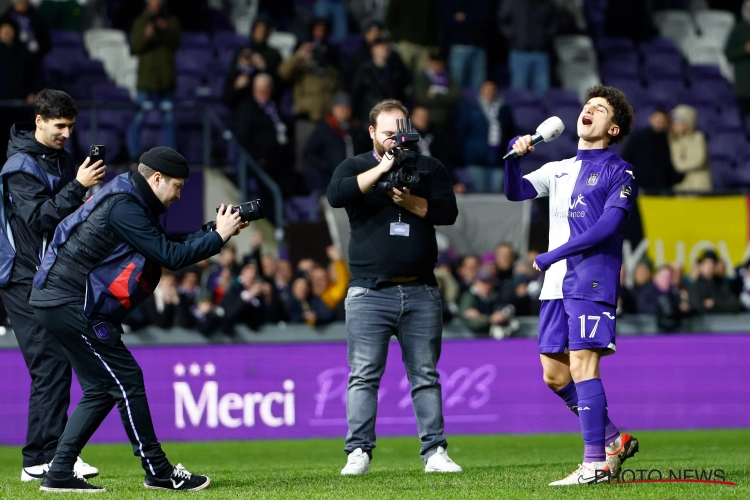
[461,87,478,104]
[642,53,684,77]
[69,75,110,99]
[693,105,720,134]
[633,105,656,130]
[550,104,582,137]
[339,34,363,59]
[543,88,580,108]
[285,196,322,223]
[43,49,86,78]
[510,103,546,134]
[644,76,687,103]
[708,131,746,164]
[181,32,211,48]
[596,37,636,55]
[175,48,214,76]
[50,30,83,48]
[717,108,743,131]
[691,79,734,108]
[639,36,680,55]
[502,88,539,106]
[213,32,247,52]
[91,83,132,102]
[74,125,124,162]
[688,65,725,84]
[72,59,108,77]
[602,51,640,68]
[176,74,202,100]
[600,61,639,80]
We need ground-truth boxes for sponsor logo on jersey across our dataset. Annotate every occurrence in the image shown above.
[586,173,600,185]
[620,185,632,198]
[555,173,569,178]
[603,312,615,319]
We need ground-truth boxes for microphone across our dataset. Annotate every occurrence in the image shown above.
[503,116,565,160]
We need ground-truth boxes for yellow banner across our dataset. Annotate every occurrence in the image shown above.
[635,195,748,272]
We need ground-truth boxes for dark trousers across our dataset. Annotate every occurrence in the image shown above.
[33,304,172,478]
[1,283,71,467]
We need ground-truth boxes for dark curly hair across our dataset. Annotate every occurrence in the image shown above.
[34,89,78,121]
[584,85,635,145]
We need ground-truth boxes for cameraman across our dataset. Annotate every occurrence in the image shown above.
[29,147,246,493]
[327,99,461,475]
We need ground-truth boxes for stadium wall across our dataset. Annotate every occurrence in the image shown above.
[1,334,748,445]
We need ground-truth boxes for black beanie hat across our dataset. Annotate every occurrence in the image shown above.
[139,147,189,178]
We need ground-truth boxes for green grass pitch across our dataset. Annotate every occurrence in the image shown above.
[1,430,747,498]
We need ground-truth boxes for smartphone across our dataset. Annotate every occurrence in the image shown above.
[89,145,106,165]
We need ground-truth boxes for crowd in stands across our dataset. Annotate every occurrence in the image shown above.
[3,0,750,197]
[1,0,749,337]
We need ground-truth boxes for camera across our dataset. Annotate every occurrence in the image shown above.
[203,200,265,232]
[374,119,428,194]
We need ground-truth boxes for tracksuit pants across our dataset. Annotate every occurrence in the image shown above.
[33,303,172,478]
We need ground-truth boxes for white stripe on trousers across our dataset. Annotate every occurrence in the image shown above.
[81,335,156,475]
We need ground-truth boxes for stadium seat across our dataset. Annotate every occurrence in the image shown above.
[114,57,139,99]
[542,88,581,108]
[687,64,725,84]
[600,60,639,80]
[709,131,746,164]
[596,36,636,55]
[267,31,297,60]
[558,63,601,102]
[176,73,202,101]
[653,10,697,45]
[554,35,597,67]
[639,36,681,56]
[50,30,83,49]
[90,44,132,81]
[643,52,684,78]
[502,88,538,106]
[682,38,735,81]
[213,31,248,52]
[84,28,127,54]
[695,10,736,48]
[511,103,547,134]
[176,48,214,77]
[181,32,211,48]
[549,105,582,138]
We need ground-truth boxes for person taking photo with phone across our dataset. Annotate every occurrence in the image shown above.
[0,88,105,482]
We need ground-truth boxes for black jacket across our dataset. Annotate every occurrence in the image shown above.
[0,7,51,60]
[29,173,224,306]
[3,124,87,285]
[351,58,411,124]
[0,39,43,100]
[305,117,370,190]
[327,151,458,287]
[621,127,683,193]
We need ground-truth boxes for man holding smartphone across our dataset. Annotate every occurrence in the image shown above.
[0,88,104,481]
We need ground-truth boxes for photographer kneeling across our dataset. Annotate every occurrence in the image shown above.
[29,147,249,493]
[327,99,460,475]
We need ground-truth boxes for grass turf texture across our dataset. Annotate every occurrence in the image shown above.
[1,430,747,499]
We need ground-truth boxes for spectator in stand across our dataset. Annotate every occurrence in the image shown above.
[128,271,181,330]
[386,0,438,75]
[351,37,411,125]
[221,262,267,333]
[248,17,282,81]
[617,264,637,315]
[188,291,220,337]
[621,109,682,194]
[725,1,750,123]
[412,48,460,133]
[36,0,81,31]
[231,73,294,197]
[223,46,265,110]
[669,105,712,193]
[494,242,516,282]
[635,265,688,332]
[439,0,490,90]
[206,245,240,302]
[688,250,741,314]
[257,0,294,32]
[733,259,750,311]
[128,0,180,160]
[305,91,370,191]
[510,274,534,316]
[176,267,201,327]
[278,19,341,121]
[459,267,516,337]
[313,0,348,42]
[631,259,653,305]
[273,258,293,304]
[1,0,49,62]
[310,246,350,313]
[497,0,558,97]
[103,0,142,32]
[456,254,480,294]
[284,276,336,326]
[344,20,406,91]
[0,16,41,103]
[458,80,516,193]
[410,106,461,180]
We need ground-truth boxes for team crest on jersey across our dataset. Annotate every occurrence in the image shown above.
[586,173,600,185]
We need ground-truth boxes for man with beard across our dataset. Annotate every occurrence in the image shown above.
[327,99,461,475]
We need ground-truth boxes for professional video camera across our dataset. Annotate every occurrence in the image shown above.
[203,199,265,232]
[373,119,429,194]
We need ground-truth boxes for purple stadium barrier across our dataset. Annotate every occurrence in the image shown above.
[1,334,747,444]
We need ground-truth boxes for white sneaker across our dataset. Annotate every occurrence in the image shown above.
[341,448,370,475]
[21,463,49,482]
[549,462,610,486]
[424,446,463,473]
[74,456,99,479]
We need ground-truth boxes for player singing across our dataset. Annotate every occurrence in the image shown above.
[504,85,640,485]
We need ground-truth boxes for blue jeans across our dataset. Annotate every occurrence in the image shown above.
[449,45,487,90]
[466,165,504,193]
[509,50,550,98]
[127,90,176,160]
[313,0,348,42]
[344,283,447,462]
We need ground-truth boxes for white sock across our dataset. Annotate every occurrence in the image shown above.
[606,435,622,454]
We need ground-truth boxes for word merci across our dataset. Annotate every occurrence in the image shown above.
[174,380,296,429]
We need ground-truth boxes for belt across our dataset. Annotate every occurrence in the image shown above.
[387,276,419,283]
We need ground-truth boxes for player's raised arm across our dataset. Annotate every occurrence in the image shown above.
[504,136,542,201]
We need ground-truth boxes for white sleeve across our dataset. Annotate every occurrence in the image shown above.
[523,161,557,198]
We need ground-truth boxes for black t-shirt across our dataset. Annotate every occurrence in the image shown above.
[326,151,458,288]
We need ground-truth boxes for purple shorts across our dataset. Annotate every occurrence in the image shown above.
[538,299,616,355]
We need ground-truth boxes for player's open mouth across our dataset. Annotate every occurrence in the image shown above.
[581,116,593,126]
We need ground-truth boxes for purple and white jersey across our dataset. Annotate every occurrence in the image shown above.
[525,149,637,306]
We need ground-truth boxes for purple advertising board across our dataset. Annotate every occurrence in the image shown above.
[1,334,748,445]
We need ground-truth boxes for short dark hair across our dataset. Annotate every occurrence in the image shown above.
[369,99,408,129]
[137,163,172,182]
[34,89,78,121]
[584,85,635,145]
